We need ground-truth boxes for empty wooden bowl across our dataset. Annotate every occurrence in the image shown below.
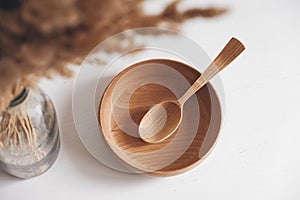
[99,59,222,176]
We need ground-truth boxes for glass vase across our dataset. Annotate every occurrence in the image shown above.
[0,88,60,179]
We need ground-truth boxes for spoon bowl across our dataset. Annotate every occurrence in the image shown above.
[139,101,182,143]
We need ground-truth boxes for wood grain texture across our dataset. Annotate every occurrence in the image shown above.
[179,37,245,104]
[99,59,222,176]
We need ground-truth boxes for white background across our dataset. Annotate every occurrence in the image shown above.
[1,0,299,199]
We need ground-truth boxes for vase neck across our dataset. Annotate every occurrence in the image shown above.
[9,88,29,108]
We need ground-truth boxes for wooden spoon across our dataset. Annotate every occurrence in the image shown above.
[138,37,245,143]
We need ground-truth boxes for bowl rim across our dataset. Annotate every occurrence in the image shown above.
[98,58,223,176]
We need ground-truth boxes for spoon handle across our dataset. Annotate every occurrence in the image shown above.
[178,37,245,105]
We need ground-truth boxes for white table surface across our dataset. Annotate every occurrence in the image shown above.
[1,0,300,199]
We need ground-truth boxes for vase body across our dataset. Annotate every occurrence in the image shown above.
[0,88,60,179]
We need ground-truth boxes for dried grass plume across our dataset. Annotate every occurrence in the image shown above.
[0,0,226,111]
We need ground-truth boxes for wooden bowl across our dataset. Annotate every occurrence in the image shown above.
[99,59,222,176]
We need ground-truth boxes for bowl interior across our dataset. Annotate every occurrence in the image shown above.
[99,59,222,175]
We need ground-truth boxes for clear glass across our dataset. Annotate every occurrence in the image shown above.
[0,88,60,179]
[73,28,225,174]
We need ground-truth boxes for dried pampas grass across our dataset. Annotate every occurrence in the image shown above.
[0,0,226,111]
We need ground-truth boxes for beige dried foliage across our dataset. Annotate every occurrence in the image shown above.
[0,0,226,111]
